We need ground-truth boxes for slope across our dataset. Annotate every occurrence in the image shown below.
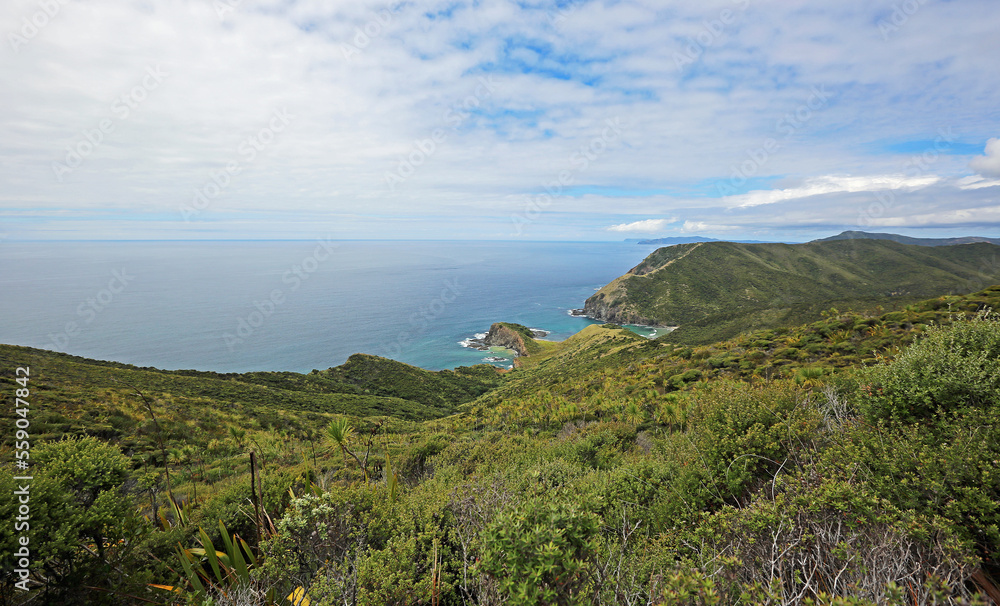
[583,239,1000,344]
[0,344,502,448]
[815,230,1000,246]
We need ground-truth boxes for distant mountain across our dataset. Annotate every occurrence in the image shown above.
[583,239,1000,345]
[635,236,772,245]
[814,230,1000,247]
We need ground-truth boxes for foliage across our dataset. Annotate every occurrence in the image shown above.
[0,437,154,604]
[697,477,978,604]
[173,520,275,603]
[479,496,600,606]
[585,239,1000,344]
[3,285,1000,604]
[857,312,1000,423]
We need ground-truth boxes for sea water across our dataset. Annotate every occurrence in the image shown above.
[0,240,664,372]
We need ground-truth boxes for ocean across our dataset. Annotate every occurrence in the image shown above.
[0,240,665,372]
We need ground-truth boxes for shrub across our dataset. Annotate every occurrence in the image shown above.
[479,496,600,606]
[858,313,1000,423]
[685,381,821,499]
[262,485,387,599]
[695,477,979,605]
[823,409,1000,561]
[0,437,151,604]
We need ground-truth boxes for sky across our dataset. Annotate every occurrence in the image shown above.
[2,0,999,242]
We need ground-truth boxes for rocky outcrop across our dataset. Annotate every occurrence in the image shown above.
[582,292,655,326]
[582,274,659,326]
[482,323,532,356]
[464,323,547,357]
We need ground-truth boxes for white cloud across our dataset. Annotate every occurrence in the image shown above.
[1,0,1000,240]
[956,175,1000,190]
[607,218,669,233]
[681,221,736,233]
[728,175,941,208]
[859,205,1000,228]
[970,138,1000,178]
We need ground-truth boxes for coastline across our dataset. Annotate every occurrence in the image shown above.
[568,308,678,339]
[458,327,552,369]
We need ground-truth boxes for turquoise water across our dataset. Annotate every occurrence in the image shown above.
[0,240,663,372]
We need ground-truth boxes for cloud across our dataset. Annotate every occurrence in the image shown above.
[2,0,1000,240]
[728,175,941,208]
[859,204,1000,228]
[607,218,670,233]
[956,175,1000,190]
[970,138,1000,178]
[681,221,736,233]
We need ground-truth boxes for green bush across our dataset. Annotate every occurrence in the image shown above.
[0,437,152,604]
[694,476,979,605]
[822,409,1000,561]
[479,496,600,606]
[685,381,821,499]
[398,432,450,484]
[557,422,635,470]
[858,314,1000,423]
[262,485,388,598]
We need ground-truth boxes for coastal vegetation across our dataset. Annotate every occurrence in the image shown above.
[584,239,1000,345]
[2,281,1000,604]
[816,230,1000,247]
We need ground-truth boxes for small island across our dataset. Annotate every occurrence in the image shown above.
[463,322,547,357]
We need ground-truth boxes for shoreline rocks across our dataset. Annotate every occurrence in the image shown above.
[463,323,548,357]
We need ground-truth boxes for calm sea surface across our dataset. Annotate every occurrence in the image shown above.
[0,240,663,372]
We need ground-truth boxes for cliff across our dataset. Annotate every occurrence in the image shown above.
[481,322,543,357]
[582,242,705,326]
[583,239,1000,344]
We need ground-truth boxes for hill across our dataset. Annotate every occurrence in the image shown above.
[4,287,1000,604]
[815,230,1000,246]
[475,285,1000,419]
[583,239,1000,344]
[0,345,502,446]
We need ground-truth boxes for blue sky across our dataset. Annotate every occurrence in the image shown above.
[1,0,999,241]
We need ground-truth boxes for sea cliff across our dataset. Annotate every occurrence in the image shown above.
[466,322,546,357]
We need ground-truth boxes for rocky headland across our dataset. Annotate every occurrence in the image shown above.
[464,322,547,357]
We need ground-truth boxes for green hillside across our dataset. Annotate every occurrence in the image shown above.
[816,229,1000,246]
[584,239,1000,344]
[0,346,502,448]
[3,285,1000,605]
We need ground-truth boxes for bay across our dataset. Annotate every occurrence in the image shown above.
[0,240,662,372]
